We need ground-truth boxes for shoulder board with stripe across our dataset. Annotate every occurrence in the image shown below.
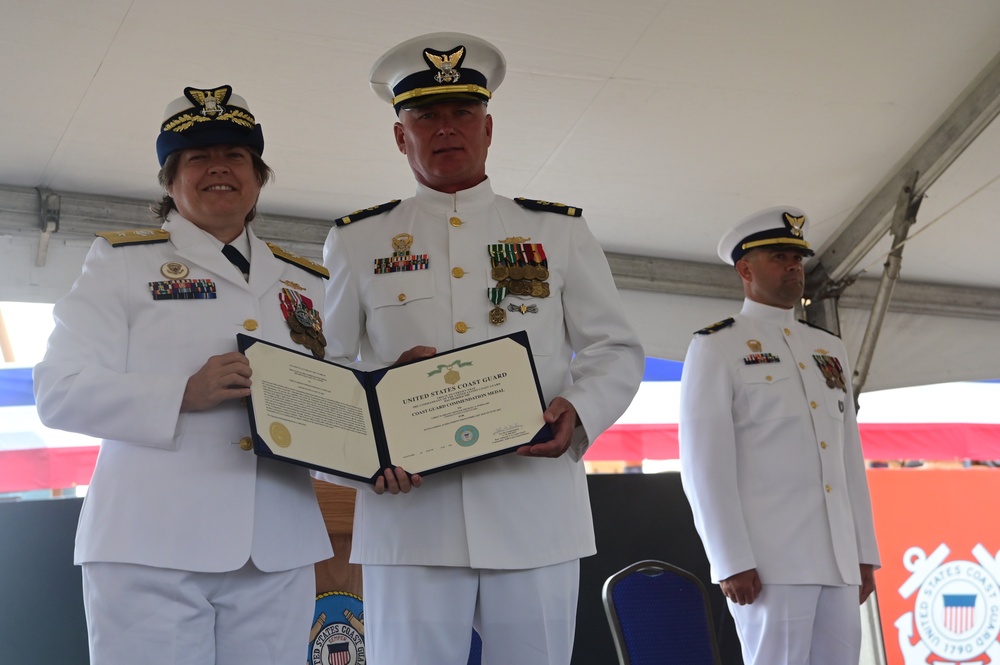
[694,318,735,335]
[514,198,582,217]
[798,319,840,338]
[267,243,329,279]
[334,200,402,227]
[95,228,170,246]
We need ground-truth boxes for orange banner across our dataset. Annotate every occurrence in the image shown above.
[869,469,1000,665]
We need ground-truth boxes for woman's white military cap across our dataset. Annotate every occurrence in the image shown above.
[156,84,263,166]
[717,205,815,265]
[370,32,506,114]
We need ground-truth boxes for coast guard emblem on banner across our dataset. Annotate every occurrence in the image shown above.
[309,592,365,665]
[894,543,1000,664]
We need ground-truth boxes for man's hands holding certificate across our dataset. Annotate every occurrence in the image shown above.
[516,396,577,458]
[371,345,439,495]
[374,466,423,495]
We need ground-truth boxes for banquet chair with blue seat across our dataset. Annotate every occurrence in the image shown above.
[602,559,722,665]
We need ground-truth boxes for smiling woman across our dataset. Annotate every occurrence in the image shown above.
[27,83,337,665]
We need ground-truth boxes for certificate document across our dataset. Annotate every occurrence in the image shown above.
[237,331,550,483]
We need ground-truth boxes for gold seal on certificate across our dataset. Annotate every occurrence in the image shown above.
[269,421,292,447]
[238,331,550,484]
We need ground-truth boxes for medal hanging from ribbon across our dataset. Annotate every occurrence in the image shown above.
[279,288,327,358]
[813,354,847,391]
[488,242,550,300]
[488,287,508,325]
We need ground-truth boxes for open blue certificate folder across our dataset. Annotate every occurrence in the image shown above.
[237,331,551,484]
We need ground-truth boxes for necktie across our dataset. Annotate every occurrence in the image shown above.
[222,244,250,279]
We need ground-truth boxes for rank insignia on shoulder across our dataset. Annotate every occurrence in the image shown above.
[267,243,329,279]
[514,198,582,217]
[96,228,170,247]
[335,200,402,227]
[694,318,735,335]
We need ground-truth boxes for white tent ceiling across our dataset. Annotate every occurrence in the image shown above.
[3,0,1000,391]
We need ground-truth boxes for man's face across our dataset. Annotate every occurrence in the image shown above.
[737,247,807,309]
[166,145,261,242]
[393,100,493,194]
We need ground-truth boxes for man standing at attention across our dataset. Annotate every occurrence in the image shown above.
[321,32,644,665]
[679,206,880,665]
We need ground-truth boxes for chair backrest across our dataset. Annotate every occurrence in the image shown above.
[602,559,722,665]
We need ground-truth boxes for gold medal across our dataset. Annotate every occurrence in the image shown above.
[487,286,508,326]
[492,265,509,281]
[489,305,507,325]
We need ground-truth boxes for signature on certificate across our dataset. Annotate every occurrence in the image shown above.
[494,423,523,436]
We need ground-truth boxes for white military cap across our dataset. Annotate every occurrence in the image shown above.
[156,84,262,167]
[369,32,506,114]
[717,205,815,265]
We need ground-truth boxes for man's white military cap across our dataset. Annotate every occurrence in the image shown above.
[717,205,815,265]
[370,32,506,114]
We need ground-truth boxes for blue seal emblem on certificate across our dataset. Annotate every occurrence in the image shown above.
[455,425,479,447]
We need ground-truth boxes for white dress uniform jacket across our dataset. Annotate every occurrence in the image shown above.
[322,178,644,570]
[34,213,333,573]
[679,298,879,585]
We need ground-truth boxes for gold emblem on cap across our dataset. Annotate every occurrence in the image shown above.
[425,46,465,84]
[392,233,414,253]
[188,87,228,117]
[269,422,292,448]
[747,339,762,353]
[783,212,806,238]
[160,261,189,279]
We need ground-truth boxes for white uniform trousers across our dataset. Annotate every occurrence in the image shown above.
[728,584,861,665]
[82,560,315,665]
[361,560,579,665]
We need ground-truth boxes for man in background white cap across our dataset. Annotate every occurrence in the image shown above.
[678,206,880,664]
[34,84,333,665]
[320,32,644,664]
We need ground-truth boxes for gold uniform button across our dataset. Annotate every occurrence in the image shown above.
[449,216,462,227]
[243,319,258,331]
[397,293,407,302]
[455,322,468,334]
[811,401,818,409]
[765,375,773,381]
[799,362,806,369]
[452,267,465,278]
[825,484,832,493]
[784,328,791,336]
[239,437,253,451]
[820,441,828,449]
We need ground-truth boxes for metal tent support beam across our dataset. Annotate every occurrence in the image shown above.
[3,185,1000,321]
[806,46,1000,295]
[851,174,922,398]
